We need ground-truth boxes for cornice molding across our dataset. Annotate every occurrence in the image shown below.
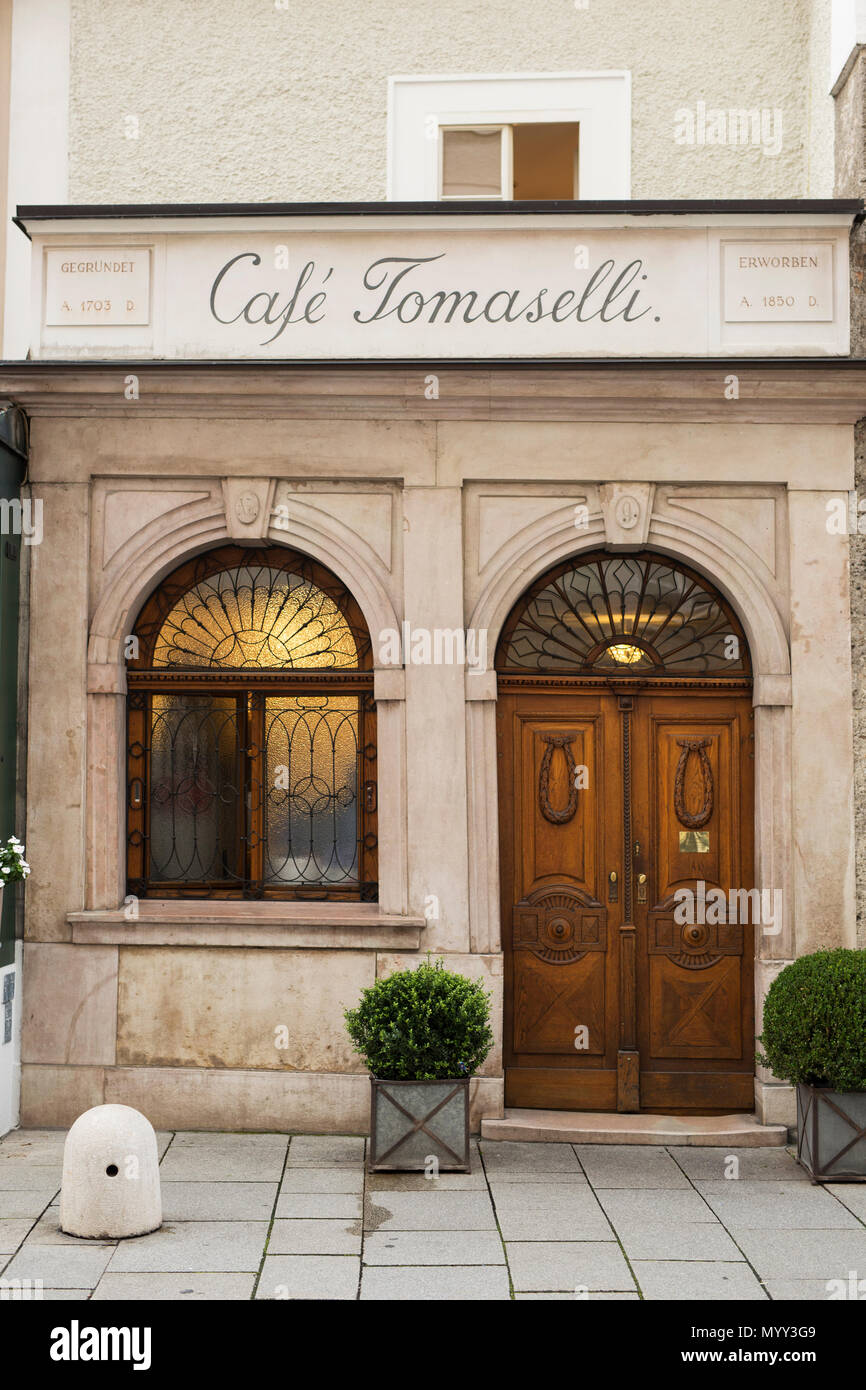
[2,363,865,423]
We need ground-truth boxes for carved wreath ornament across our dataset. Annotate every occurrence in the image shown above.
[538,732,579,824]
[674,737,714,830]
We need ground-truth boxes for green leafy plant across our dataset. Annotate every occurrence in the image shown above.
[0,836,30,887]
[344,958,494,1080]
[757,949,866,1091]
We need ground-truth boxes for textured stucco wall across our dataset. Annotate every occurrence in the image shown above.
[67,0,826,202]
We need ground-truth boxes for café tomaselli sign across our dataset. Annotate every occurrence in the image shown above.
[4,200,865,1140]
[18,204,853,359]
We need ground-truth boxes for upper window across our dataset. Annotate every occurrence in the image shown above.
[126,546,377,902]
[496,552,750,678]
[440,122,579,200]
[387,74,630,200]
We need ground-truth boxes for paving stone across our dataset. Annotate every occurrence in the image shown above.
[279,1168,364,1195]
[363,1230,505,1265]
[480,1141,582,1175]
[0,1190,58,1219]
[360,1265,511,1300]
[0,1218,35,1254]
[255,1255,359,1300]
[507,1240,634,1293]
[160,1182,278,1221]
[2,1244,114,1289]
[92,1272,256,1300]
[825,1184,866,1223]
[286,1136,365,1166]
[364,1191,496,1231]
[668,1146,806,1182]
[694,1180,862,1230]
[18,1216,115,1249]
[276,1193,362,1220]
[366,1170,487,1192]
[158,1147,285,1183]
[29,1289,93,1300]
[0,1130,65,1151]
[170,1131,288,1149]
[515,1291,641,1300]
[107,1221,269,1272]
[729,1228,866,1279]
[617,1222,745,1261]
[0,1141,66,1165]
[492,1186,613,1241]
[633,1260,767,1300]
[486,1172,589,1186]
[268,1218,361,1255]
[764,1278,854,1300]
[596,1188,716,1226]
[574,1145,691,1189]
[0,1173,62,1195]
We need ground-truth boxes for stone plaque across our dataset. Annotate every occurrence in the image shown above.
[44,248,151,326]
[723,241,833,323]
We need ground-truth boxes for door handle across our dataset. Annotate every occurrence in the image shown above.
[608,870,618,903]
[637,872,648,903]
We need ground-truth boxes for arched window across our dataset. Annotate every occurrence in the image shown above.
[496,551,750,678]
[126,546,377,901]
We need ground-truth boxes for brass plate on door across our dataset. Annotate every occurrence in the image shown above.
[679,830,710,853]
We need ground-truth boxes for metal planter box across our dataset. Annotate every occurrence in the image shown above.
[797,1081,866,1182]
[368,1077,471,1172]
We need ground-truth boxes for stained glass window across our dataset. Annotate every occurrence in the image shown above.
[126,547,377,902]
[496,552,750,676]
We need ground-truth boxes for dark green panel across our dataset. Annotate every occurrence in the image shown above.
[0,438,25,968]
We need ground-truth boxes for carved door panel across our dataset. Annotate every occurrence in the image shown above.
[632,695,755,1112]
[499,692,621,1110]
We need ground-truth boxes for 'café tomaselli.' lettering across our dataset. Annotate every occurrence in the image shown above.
[208,250,656,345]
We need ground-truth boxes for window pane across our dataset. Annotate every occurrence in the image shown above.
[512,122,579,200]
[152,564,358,669]
[441,128,502,197]
[264,695,359,886]
[498,555,749,675]
[148,695,241,882]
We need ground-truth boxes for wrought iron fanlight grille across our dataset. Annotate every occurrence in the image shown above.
[496,552,750,678]
[126,546,377,901]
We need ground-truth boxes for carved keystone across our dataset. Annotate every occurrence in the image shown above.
[221,478,277,540]
[599,483,655,549]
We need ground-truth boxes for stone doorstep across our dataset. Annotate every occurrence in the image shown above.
[480,1109,789,1147]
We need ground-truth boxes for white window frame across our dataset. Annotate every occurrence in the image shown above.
[387,72,631,201]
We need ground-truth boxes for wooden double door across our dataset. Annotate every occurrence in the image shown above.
[498,686,754,1114]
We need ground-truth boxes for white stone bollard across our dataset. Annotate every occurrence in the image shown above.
[60,1104,162,1239]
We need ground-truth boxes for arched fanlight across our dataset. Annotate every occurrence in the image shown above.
[496,552,750,676]
[129,546,371,671]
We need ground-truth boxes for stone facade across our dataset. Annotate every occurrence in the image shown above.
[1,359,860,1133]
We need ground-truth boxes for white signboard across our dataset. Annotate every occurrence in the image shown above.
[164,230,704,358]
[44,247,151,326]
[27,215,850,359]
[723,241,833,323]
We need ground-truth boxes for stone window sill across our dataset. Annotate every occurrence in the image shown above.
[68,900,425,950]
